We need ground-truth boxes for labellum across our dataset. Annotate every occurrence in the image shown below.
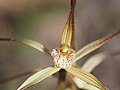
[51,44,75,68]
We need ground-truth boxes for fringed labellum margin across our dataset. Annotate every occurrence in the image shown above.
[51,44,75,69]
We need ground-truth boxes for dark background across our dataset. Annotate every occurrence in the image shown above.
[0,0,120,90]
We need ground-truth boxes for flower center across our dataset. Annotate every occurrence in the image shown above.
[51,44,75,69]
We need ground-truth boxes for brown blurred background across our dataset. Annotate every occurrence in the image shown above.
[0,0,120,90]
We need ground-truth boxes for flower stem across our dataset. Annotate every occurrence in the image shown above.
[57,69,66,90]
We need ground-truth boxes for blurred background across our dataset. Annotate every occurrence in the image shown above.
[0,0,120,90]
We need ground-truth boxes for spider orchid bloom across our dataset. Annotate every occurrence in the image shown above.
[0,12,120,90]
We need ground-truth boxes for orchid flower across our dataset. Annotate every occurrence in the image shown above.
[0,12,120,90]
[0,1,120,90]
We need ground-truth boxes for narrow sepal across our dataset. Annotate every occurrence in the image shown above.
[0,38,51,56]
[65,66,106,90]
[17,67,60,90]
[61,13,73,46]
[82,52,109,72]
[74,30,120,62]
